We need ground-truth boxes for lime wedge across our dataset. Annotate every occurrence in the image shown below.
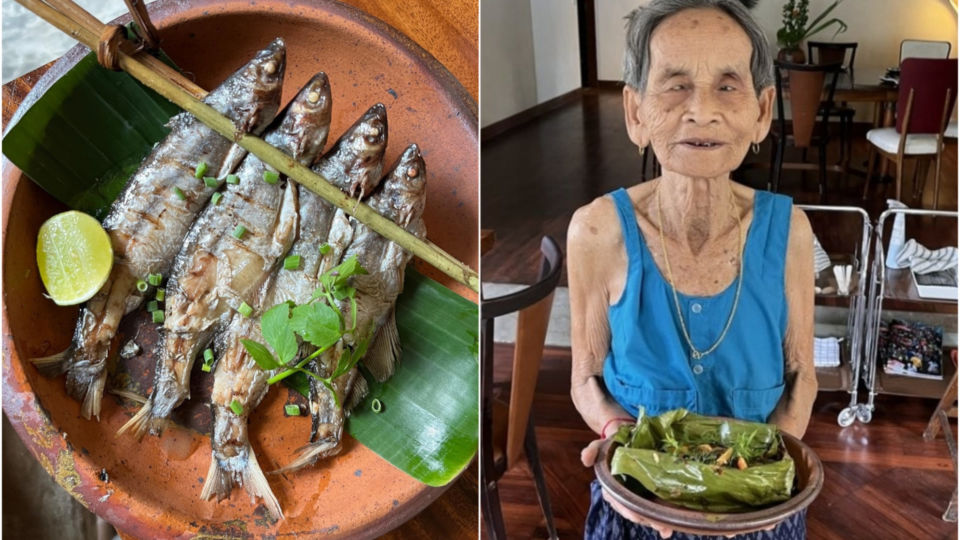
[36,210,113,306]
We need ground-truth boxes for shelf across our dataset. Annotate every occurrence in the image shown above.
[815,338,852,392]
[881,268,956,314]
[873,351,956,399]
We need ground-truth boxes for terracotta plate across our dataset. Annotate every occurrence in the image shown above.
[594,430,824,536]
[1,0,477,538]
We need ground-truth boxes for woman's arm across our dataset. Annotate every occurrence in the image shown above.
[567,198,633,435]
[769,206,818,438]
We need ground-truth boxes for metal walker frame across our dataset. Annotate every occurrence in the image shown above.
[797,205,872,427]
[861,207,959,422]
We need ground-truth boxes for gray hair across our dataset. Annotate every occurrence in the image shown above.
[622,0,774,96]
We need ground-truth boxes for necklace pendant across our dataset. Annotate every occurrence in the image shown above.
[691,350,702,360]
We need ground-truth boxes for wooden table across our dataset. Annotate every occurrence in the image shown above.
[1,1,478,538]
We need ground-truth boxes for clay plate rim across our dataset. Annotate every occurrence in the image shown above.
[593,428,824,535]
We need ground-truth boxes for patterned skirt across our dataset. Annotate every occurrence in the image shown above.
[586,480,807,540]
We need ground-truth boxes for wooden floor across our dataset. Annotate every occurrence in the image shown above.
[481,87,959,285]
[486,343,958,540]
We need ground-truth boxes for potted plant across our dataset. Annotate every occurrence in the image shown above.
[776,0,848,63]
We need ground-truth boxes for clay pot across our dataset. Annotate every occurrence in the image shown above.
[2,0,477,537]
[777,45,807,64]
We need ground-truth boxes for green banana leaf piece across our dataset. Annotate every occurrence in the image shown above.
[2,50,478,487]
[610,408,795,512]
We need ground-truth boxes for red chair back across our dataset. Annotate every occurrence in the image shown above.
[897,58,957,134]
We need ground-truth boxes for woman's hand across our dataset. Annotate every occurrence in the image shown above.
[581,438,779,539]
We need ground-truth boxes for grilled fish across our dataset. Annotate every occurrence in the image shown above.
[280,143,427,473]
[118,74,332,439]
[33,40,286,420]
[199,104,388,518]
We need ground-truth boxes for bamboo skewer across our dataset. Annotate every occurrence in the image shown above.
[16,0,479,292]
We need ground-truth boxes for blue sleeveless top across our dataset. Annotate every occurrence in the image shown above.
[602,187,793,423]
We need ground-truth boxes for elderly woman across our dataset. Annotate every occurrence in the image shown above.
[568,0,817,538]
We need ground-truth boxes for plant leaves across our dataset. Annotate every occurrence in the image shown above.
[241,339,280,371]
[261,302,297,365]
[289,301,341,351]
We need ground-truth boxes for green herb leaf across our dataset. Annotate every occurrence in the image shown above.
[261,302,298,365]
[289,302,341,350]
[284,404,301,416]
[329,254,367,290]
[241,338,280,371]
[230,399,243,415]
[319,243,332,255]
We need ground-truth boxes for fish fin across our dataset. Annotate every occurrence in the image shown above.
[269,182,299,261]
[345,372,369,412]
[362,309,401,382]
[31,349,70,377]
[80,372,106,421]
[199,454,234,503]
[272,438,342,474]
[116,398,160,440]
[243,447,283,520]
[217,143,248,178]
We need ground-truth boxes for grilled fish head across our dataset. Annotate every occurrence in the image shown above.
[345,103,388,197]
[378,143,427,229]
[282,72,333,164]
[206,38,286,135]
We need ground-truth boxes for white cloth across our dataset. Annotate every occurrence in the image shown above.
[896,239,958,275]
[814,337,842,368]
[813,236,831,275]
[946,122,958,139]
[866,127,940,155]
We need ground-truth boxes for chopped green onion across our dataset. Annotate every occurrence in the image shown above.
[147,273,162,286]
[238,302,253,317]
[203,176,218,188]
[155,289,165,302]
[284,254,301,270]
[319,243,331,255]
[173,186,186,200]
[194,161,208,179]
[136,279,148,293]
[203,348,214,363]
[147,300,158,312]
[230,399,243,415]
[211,192,223,206]
[371,398,383,413]
[226,174,239,185]
[151,310,164,324]
[232,225,247,240]
[201,363,212,373]
[263,170,279,184]
[285,404,301,416]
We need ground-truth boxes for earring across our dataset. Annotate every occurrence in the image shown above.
[751,142,760,154]
[639,145,646,156]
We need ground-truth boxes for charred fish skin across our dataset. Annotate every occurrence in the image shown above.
[312,102,387,200]
[118,74,334,440]
[32,40,287,421]
[283,144,427,473]
[202,109,391,494]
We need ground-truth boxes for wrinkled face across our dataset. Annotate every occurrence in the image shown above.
[623,8,774,179]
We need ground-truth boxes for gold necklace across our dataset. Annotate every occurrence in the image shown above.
[655,181,744,360]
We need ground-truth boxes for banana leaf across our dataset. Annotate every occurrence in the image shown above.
[2,50,478,487]
[610,408,795,512]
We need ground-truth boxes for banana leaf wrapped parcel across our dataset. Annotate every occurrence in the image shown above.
[609,408,796,512]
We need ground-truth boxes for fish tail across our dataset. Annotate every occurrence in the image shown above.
[200,454,235,503]
[363,308,401,382]
[30,349,70,377]
[273,438,341,474]
[243,447,283,520]
[80,372,106,421]
[345,373,369,412]
[116,398,161,440]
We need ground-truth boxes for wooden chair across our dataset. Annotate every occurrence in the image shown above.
[900,39,952,62]
[923,349,957,522]
[808,42,858,169]
[480,236,563,540]
[862,58,957,209]
[770,60,844,195]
